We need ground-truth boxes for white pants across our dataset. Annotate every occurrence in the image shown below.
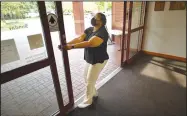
[83,60,108,104]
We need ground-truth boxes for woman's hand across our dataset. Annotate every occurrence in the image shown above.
[64,44,73,50]
[58,44,73,51]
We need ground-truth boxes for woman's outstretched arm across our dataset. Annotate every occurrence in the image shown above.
[67,34,86,45]
[58,33,86,49]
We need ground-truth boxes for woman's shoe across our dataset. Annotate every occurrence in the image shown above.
[93,91,98,98]
[77,103,91,108]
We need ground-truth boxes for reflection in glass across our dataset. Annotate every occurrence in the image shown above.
[131,2,143,29]
[129,30,143,58]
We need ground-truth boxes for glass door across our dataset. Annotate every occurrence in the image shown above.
[121,1,147,64]
[1,1,74,115]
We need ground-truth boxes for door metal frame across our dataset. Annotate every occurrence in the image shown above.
[140,2,149,50]
[121,1,127,66]
[126,2,133,63]
[55,1,74,113]
[1,1,74,115]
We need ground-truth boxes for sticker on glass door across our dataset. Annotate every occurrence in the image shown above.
[1,39,20,65]
[27,34,44,50]
[47,13,59,32]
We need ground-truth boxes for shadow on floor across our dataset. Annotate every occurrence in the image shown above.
[67,54,186,116]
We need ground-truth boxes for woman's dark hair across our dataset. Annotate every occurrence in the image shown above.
[98,12,107,26]
[97,12,112,41]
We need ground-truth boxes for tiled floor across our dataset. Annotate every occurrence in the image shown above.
[1,41,120,116]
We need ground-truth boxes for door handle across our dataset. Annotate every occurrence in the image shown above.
[58,44,63,50]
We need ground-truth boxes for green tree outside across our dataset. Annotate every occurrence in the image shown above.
[95,2,112,12]
[1,2,37,19]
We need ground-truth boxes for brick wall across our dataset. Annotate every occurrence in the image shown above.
[112,2,124,30]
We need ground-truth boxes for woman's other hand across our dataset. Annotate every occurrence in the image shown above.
[58,44,73,51]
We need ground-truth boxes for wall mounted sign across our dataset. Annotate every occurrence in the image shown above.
[169,2,186,10]
[154,1,165,11]
[1,39,20,65]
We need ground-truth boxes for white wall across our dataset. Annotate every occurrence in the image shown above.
[143,2,186,58]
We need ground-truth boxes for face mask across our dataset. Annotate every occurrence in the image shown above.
[91,17,97,26]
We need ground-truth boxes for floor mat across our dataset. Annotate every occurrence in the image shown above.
[68,54,186,116]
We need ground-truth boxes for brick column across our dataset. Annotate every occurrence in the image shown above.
[112,2,124,30]
[72,2,85,35]
[111,2,124,44]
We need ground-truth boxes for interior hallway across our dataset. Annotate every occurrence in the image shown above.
[68,53,186,116]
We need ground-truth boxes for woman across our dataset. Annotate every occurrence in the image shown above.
[58,13,109,108]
